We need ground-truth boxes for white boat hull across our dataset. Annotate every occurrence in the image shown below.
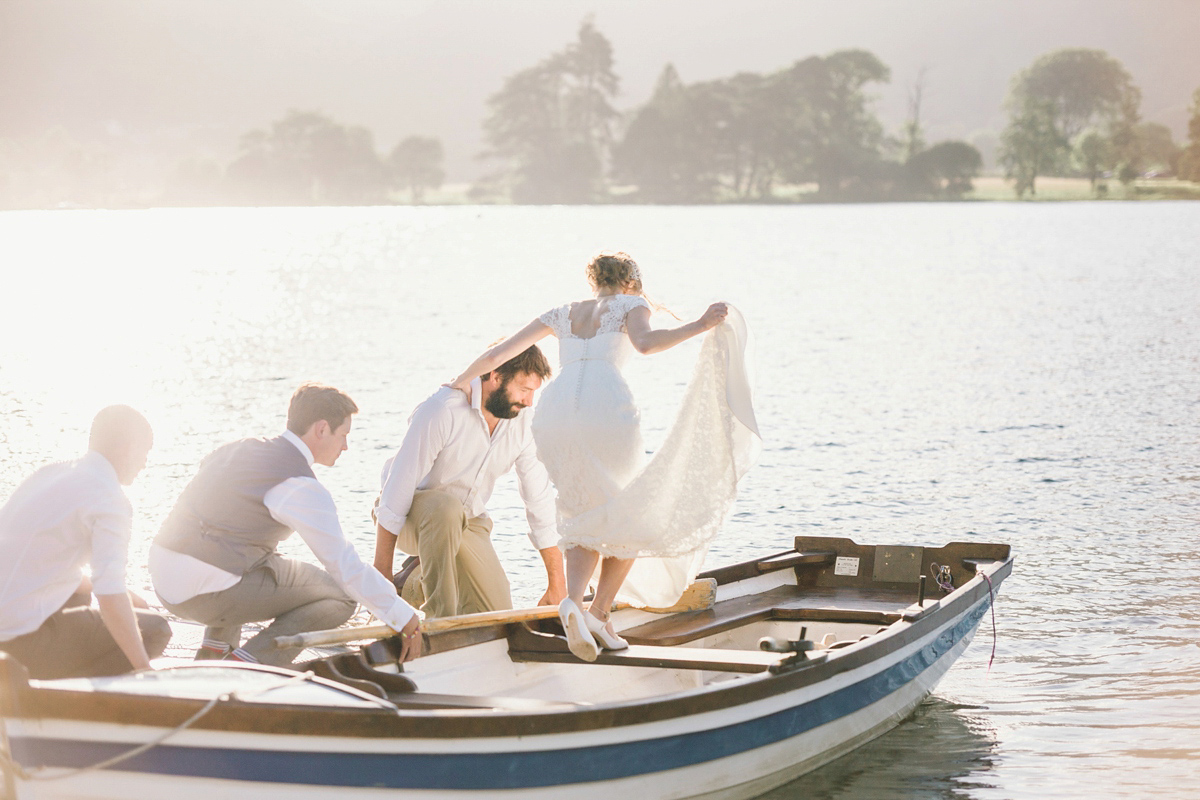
[2,538,1008,800]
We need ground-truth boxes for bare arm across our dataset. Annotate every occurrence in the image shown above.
[625,302,728,355]
[449,318,552,392]
[96,592,153,671]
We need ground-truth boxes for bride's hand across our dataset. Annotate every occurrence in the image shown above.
[445,378,473,402]
[698,302,729,331]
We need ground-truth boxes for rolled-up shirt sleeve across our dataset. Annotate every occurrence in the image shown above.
[85,493,134,596]
[376,398,452,535]
[266,477,416,631]
[515,432,559,551]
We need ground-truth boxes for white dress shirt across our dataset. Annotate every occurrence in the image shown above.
[150,431,415,631]
[377,380,558,551]
[0,451,132,641]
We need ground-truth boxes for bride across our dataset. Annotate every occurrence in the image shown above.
[449,252,759,661]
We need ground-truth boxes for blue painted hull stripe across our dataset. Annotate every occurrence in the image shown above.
[12,602,988,790]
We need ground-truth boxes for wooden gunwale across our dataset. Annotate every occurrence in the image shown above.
[3,557,1011,740]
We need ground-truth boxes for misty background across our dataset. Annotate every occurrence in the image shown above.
[1,0,1197,205]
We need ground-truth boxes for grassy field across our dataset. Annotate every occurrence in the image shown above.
[968,175,1200,201]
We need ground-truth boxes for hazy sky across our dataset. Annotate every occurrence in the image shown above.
[2,0,1196,181]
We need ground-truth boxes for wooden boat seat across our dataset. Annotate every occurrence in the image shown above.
[512,643,786,674]
[620,585,908,647]
[507,625,802,673]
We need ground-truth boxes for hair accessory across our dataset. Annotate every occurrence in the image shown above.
[627,260,642,287]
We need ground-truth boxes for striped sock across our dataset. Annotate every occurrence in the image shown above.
[194,639,232,661]
[227,648,259,664]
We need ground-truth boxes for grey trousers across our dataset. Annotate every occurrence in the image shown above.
[0,597,171,680]
[397,490,512,619]
[162,554,356,667]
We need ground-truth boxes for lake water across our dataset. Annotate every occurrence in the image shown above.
[1,202,1197,798]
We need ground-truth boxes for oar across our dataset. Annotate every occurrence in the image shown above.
[274,577,717,650]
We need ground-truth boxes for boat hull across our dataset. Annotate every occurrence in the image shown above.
[2,541,1009,800]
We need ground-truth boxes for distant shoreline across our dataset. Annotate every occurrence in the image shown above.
[4,176,1198,212]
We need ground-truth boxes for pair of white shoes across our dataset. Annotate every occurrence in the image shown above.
[558,597,628,662]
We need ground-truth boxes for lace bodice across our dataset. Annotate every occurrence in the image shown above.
[540,295,650,371]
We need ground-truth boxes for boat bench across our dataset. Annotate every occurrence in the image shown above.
[620,584,907,647]
[509,641,787,674]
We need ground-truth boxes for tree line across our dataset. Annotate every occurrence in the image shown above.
[164,111,446,206]
[475,22,983,203]
[4,22,1200,208]
[478,23,1200,203]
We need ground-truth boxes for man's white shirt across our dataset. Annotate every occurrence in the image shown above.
[149,430,415,631]
[0,451,132,641]
[376,379,558,551]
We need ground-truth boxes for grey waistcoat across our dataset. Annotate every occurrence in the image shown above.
[155,436,316,575]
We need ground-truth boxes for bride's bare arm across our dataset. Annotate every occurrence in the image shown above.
[449,318,553,391]
[625,302,727,355]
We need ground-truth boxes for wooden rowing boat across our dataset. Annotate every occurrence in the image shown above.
[0,535,1011,799]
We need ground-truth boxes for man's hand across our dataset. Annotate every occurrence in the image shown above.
[537,546,567,606]
[397,615,423,663]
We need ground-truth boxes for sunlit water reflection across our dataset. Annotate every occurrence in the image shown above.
[1,203,1198,797]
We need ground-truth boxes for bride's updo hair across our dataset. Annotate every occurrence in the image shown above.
[586,251,643,295]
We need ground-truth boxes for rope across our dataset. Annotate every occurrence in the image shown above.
[978,569,997,675]
[930,562,955,594]
[1,669,315,783]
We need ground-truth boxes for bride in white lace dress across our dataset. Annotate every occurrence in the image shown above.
[450,252,759,661]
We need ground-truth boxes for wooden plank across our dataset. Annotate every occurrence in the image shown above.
[754,551,837,573]
[510,643,784,674]
[702,550,836,584]
[274,579,718,651]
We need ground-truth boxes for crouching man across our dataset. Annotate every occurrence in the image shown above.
[0,406,170,679]
[150,384,420,667]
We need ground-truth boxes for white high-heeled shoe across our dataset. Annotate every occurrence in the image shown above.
[585,609,629,651]
[558,598,600,662]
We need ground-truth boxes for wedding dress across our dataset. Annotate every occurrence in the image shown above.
[533,294,760,608]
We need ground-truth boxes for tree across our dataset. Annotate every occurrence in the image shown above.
[999,96,1064,197]
[613,65,719,202]
[480,20,620,203]
[388,136,444,203]
[776,50,891,198]
[1073,129,1112,191]
[902,67,929,164]
[227,111,387,205]
[1133,123,1178,176]
[907,140,982,198]
[1177,88,1200,182]
[615,48,894,202]
[999,49,1141,196]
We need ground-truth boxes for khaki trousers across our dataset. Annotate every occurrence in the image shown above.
[162,554,356,667]
[397,490,511,619]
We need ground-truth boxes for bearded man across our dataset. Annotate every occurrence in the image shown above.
[373,346,564,618]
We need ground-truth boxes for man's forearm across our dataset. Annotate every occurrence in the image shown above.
[374,524,400,577]
[96,592,152,671]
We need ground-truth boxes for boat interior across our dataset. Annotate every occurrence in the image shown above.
[297,536,1011,711]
